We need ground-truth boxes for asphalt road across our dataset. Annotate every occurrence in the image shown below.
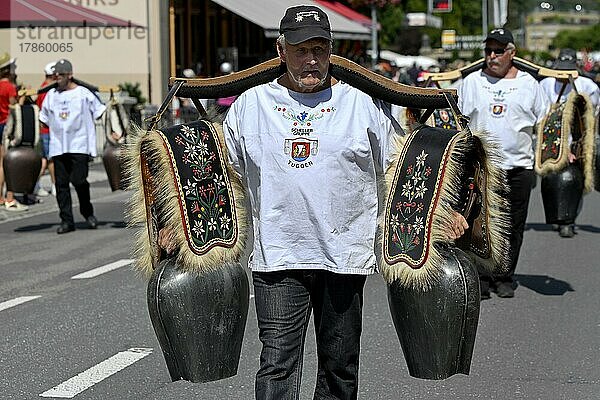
[0,166,599,400]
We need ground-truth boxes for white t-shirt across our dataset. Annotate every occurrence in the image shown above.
[39,85,106,158]
[458,70,550,169]
[540,76,600,114]
[223,80,399,275]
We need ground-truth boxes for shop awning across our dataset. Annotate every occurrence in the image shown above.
[211,0,371,41]
[1,0,138,28]
[313,0,373,28]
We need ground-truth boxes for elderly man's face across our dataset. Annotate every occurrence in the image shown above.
[484,39,514,78]
[280,38,331,92]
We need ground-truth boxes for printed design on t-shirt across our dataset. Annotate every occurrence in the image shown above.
[388,149,430,253]
[488,87,518,102]
[483,85,519,119]
[284,137,319,168]
[59,100,70,120]
[274,105,335,128]
[274,105,334,169]
[489,103,507,118]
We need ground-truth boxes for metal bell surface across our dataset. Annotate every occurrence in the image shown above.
[3,147,42,194]
[147,258,249,383]
[387,244,480,380]
[102,143,124,191]
[541,164,583,225]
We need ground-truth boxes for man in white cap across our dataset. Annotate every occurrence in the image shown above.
[34,61,57,197]
[39,59,106,234]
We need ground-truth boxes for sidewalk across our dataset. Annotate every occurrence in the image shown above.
[0,160,109,224]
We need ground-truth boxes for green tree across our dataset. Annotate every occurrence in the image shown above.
[552,24,600,52]
[344,0,487,52]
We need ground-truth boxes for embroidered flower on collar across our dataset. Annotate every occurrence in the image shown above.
[274,105,336,126]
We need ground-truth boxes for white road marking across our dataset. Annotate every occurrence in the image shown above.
[39,347,153,398]
[71,259,134,280]
[0,296,41,312]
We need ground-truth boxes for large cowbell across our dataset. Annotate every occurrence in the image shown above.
[124,119,249,383]
[148,259,249,382]
[387,243,479,379]
[541,163,583,225]
[102,143,124,191]
[102,100,129,191]
[2,104,41,194]
[380,125,509,380]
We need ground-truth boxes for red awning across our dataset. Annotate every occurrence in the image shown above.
[313,0,373,28]
[1,0,139,28]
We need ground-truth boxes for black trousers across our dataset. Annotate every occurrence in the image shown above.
[52,153,94,226]
[496,167,535,283]
[253,270,366,400]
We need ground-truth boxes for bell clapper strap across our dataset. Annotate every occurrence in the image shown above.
[568,74,578,96]
[442,90,471,134]
[554,74,578,105]
[418,108,435,124]
[111,89,128,139]
[556,80,568,104]
[145,80,185,131]
[191,98,208,118]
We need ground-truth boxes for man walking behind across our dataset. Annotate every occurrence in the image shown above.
[457,28,551,298]
[39,59,105,234]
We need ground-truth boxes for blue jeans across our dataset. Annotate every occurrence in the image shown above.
[253,270,366,400]
[40,133,50,159]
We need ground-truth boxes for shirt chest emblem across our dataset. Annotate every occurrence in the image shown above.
[284,137,319,168]
[490,103,506,117]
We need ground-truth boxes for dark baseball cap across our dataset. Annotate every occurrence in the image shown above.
[279,5,331,45]
[553,48,577,70]
[53,59,73,74]
[484,28,514,45]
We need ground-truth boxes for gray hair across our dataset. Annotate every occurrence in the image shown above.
[277,34,286,54]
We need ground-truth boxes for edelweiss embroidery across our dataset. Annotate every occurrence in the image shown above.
[169,123,236,251]
[539,102,566,163]
[388,150,431,253]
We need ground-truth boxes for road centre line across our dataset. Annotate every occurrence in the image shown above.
[0,296,41,312]
[39,347,153,398]
[71,259,134,279]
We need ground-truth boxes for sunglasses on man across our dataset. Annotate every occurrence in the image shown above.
[484,47,508,56]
